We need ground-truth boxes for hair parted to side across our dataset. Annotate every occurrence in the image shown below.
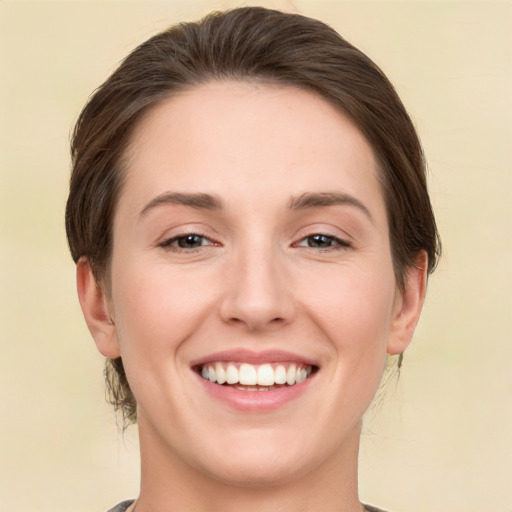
[66,6,440,425]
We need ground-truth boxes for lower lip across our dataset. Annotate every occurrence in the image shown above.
[195,372,315,412]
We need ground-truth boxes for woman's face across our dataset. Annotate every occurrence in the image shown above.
[86,81,422,486]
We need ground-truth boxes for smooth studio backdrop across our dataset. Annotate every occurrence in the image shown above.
[1,1,511,511]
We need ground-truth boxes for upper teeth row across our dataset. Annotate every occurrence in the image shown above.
[200,363,312,386]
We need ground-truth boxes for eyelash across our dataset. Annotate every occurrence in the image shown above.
[294,233,351,251]
[159,233,217,251]
[159,232,351,252]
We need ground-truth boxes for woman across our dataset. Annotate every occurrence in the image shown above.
[66,7,440,512]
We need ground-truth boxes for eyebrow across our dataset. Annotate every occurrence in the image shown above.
[139,190,372,222]
[140,192,223,216]
[288,191,373,222]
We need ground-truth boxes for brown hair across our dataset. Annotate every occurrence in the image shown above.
[66,6,440,425]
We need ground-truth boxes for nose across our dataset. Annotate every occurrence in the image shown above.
[219,244,295,331]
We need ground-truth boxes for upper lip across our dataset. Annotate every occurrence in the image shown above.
[190,349,319,368]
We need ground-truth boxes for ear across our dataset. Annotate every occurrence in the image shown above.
[76,257,121,358]
[387,251,428,356]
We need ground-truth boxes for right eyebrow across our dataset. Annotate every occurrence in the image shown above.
[139,192,223,217]
[288,191,373,223]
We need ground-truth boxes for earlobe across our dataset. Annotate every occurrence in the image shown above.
[387,251,428,356]
[76,257,121,358]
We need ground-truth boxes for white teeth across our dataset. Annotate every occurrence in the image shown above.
[226,364,238,384]
[236,385,258,392]
[257,364,274,386]
[274,365,287,384]
[200,361,314,389]
[239,363,257,385]
[215,362,226,384]
[286,364,297,385]
[296,368,308,383]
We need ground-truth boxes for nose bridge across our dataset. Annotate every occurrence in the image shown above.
[220,234,293,330]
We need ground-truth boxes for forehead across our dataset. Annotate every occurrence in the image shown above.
[120,80,384,219]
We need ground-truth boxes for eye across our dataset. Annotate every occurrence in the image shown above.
[295,234,350,250]
[160,233,216,250]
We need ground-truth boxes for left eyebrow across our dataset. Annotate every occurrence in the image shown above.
[140,192,223,217]
[288,191,373,223]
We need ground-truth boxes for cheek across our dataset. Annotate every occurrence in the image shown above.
[107,264,221,417]
[110,261,220,355]
[305,262,396,340]
[303,263,396,390]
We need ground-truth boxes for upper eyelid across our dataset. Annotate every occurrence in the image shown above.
[291,220,354,238]
[292,226,353,242]
[157,223,218,239]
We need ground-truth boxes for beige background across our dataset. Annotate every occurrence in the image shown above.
[1,1,511,511]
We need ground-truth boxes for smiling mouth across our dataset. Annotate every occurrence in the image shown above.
[196,362,317,391]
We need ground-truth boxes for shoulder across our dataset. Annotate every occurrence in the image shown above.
[107,500,135,512]
[364,505,390,512]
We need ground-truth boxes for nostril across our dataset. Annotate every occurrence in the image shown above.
[226,315,286,331]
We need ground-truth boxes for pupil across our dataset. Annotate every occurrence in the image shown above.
[178,235,202,248]
[309,235,331,248]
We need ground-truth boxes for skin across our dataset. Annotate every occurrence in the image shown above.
[77,81,427,512]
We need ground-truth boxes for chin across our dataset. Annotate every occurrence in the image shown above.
[190,426,334,489]
[201,452,311,489]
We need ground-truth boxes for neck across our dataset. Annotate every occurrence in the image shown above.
[134,417,364,512]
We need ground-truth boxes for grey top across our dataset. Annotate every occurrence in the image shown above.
[108,502,134,512]
[107,500,388,512]
[365,506,389,512]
